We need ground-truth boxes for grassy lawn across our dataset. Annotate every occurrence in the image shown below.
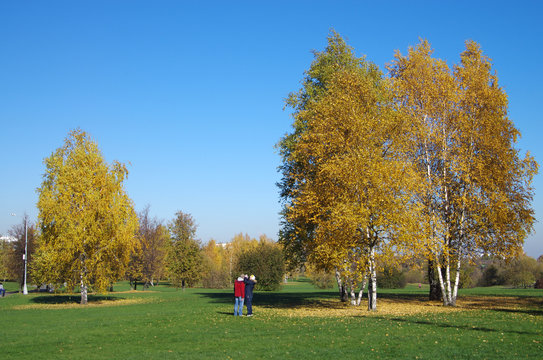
[0,280,541,359]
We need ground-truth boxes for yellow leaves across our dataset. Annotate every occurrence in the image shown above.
[35,130,138,293]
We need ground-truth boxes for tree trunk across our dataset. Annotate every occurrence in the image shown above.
[335,269,348,302]
[80,277,88,305]
[451,257,461,306]
[436,262,450,306]
[356,276,367,306]
[428,259,442,301]
[80,258,88,305]
[368,246,377,311]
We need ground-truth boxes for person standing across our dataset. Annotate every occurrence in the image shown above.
[234,275,245,316]
[244,275,257,317]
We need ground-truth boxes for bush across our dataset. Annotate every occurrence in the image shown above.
[534,278,543,289]
[378,266,407,289]
[404,268,425,284]
[201,268,230,289]
[235,242,285,291]
[307,269,335,289]
[479,264,504,287]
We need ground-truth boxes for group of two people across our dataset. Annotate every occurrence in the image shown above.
[234,274,256,316]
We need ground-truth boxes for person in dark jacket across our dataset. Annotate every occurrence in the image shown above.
[234,275,245,316]
[244,275,257,317]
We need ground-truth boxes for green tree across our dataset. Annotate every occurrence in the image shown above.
[236,240,285,291]
[502,254,539,288]
[33,129,138,304]
[166,211,203,289]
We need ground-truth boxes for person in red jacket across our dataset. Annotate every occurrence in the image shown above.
[234,275,246,316]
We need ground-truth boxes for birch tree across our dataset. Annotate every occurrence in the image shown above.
[34,129,138,304]
[389,40,537,306]
[289,69,421,310]
[278,30,368,277]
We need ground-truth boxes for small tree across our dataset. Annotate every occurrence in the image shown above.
[201,240,231,289]
[236,240,285,291]
[138,206,169,288]
[166,211,203,289]
[34,129,138,304]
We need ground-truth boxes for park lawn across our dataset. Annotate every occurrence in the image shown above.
[0,281,541,359]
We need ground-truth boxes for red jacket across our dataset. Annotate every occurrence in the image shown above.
[234,279,245,298]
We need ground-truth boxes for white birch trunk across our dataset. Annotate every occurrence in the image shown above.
[335,268,346,302]
[350,279,356,306]
[436,262,449,306]
[452,257,461,306]
[368,245,377,311]
[356,276,367,306]
[80,274,88,305]
[445,253,452,305]
[80,255,88,305]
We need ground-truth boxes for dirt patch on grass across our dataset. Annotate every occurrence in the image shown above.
[258,296,543,318]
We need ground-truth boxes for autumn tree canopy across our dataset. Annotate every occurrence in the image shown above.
[279,32,538,309]
[388,40,538,306]
[33,129,138,304]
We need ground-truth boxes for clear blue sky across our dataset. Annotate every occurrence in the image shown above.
[1,1,542,257]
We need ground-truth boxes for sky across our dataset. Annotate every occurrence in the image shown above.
[1,1,542,258]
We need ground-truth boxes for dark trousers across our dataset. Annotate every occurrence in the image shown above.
[245,296,253,315]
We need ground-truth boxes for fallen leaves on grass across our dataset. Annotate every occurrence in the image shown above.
[12,297,157,310]
[256,296,543,318]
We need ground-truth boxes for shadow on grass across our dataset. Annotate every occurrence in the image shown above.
[196,289,429,310]
[31,294,125,305]
[377,316,540,336]
[197,290,336,308]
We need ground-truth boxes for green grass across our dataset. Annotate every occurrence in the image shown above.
[0,281,541,359]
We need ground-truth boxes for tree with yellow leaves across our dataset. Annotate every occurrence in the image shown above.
[288,65,421,310]
[389,40,537,306]
[278,30,370,277]
[34,129,138,304]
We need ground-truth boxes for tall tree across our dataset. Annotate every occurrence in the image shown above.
[34,129,138,304]
[288,68,421,310]
[166,211,203,289]
[278,30,368,274]
[389,40,537,306]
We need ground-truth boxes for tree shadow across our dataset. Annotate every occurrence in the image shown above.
[196,290,338,309]
[31,294,125,305]
[375,315,540,336]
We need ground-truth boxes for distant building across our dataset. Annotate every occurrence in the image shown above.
[0,235,16,243]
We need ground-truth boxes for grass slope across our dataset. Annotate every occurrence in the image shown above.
[0,281,541,359]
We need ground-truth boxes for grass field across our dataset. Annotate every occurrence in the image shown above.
[0,280,541,359]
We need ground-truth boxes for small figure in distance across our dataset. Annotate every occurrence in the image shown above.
[244,274,257,317]
[234,274,246,316]
[0,282,5,297]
